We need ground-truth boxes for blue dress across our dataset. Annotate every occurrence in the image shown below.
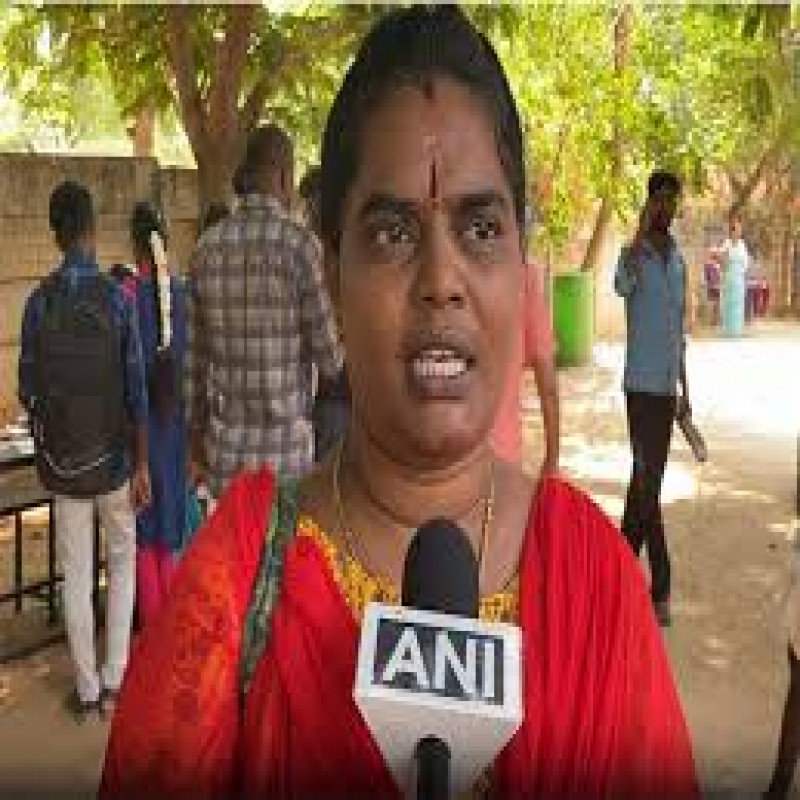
[721,239,748,337]
[132,268,189,552]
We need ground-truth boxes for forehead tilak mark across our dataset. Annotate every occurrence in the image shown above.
[429,159,439,204]
[422,133,443,206]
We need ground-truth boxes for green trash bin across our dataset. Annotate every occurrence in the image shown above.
[553,271,594,367]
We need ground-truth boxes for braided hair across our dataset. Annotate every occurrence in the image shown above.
[130,201,169,348]
[129,201,178,420]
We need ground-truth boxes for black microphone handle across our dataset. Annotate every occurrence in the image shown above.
[415,735,450,800]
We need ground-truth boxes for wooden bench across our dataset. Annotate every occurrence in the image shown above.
[0,466,104,663]
[0,468,57,622]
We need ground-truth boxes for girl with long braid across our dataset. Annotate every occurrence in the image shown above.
[127,201,189,629]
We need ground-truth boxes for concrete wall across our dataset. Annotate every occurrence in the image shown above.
[0,154,198,421]
[2,155,790,418]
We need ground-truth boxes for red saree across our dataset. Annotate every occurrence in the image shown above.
[101,468,698,799]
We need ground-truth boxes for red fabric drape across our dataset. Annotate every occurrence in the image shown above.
[239,532,398,798]
[100,469,274,799]
[101,470,698,799]
[492,478,698,799]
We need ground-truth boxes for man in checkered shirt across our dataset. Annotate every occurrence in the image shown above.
[186,125,342,499]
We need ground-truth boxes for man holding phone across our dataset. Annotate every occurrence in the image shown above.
[615,170,690,627]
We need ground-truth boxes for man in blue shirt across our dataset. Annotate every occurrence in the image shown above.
[19,181,150,720]
[614,170,691,627]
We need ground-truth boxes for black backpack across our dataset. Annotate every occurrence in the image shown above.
[32,273,128,498]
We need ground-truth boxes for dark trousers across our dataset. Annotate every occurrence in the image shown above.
[621,391,677,603]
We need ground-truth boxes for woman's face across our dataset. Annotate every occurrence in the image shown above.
[331,77,523,469]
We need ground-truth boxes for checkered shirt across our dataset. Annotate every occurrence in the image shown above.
[185,194,341,497]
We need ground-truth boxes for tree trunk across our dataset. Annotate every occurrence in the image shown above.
[728,124,792,217]
[729,144,779,217]
[164,5,253,221]
[128,105,155,158]
[196,147,239,222]
[581,3,631,272]
[780,223,793,314]
[581,196,614,273]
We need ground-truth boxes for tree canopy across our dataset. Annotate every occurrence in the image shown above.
[0,4,374,210]
[2,3,800,270]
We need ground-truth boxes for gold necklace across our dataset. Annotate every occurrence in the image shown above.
[332,440,495,588]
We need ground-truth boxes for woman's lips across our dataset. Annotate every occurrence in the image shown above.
[404,345,476,400]
[411,349,468,379]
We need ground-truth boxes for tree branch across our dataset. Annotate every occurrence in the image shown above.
[238,48,309,138]
[241,75,272,135]
[163,5,206,157]
[240,14,360,137]
[581,2,630,272]
[209,4,256,133]
[729,134,785,215]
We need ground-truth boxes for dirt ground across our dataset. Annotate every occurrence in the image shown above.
[520,323,799,799]
[0,322,798,799]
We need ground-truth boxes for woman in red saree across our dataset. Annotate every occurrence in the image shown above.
[102,7,698,798]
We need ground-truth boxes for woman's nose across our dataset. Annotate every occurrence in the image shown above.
[414,220,466,309]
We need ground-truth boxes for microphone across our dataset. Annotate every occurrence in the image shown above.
[401,517,479,616]
[403,519,478,800]
[355,519,523,798]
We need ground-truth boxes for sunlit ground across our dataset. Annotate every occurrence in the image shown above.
[523,323,798,520]
[594,326,800,440]
[523,321,800,796]
[0,322,795,798]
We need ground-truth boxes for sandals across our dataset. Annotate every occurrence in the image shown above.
[653,597,672,628]
[64,689,101,724]
[100,685,120,718]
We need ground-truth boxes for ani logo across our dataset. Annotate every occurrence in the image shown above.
[373,619,504,704]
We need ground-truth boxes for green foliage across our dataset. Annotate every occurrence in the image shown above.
[485,4,800,258]
[0,5,166,150]
[2,2,800,255]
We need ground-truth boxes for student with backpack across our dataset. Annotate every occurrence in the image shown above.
[18,180,151,721]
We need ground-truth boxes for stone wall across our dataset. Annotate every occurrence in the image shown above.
[0,153,198,420]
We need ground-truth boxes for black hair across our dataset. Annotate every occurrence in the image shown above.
[49,180,95,250]
[199,202,230,235]
[299,166,322,237]
[728,208,743,225]
[109,263,136,283]
[319,5,526,252]
[233,124,293,197]
[647,170,681,198]
[130,200,168,264]
[129,200,178,420]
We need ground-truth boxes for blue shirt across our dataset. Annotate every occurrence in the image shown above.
[614,237,686,396]
[18,249,148,483]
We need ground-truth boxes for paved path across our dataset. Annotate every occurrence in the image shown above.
[0,321,797,798]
